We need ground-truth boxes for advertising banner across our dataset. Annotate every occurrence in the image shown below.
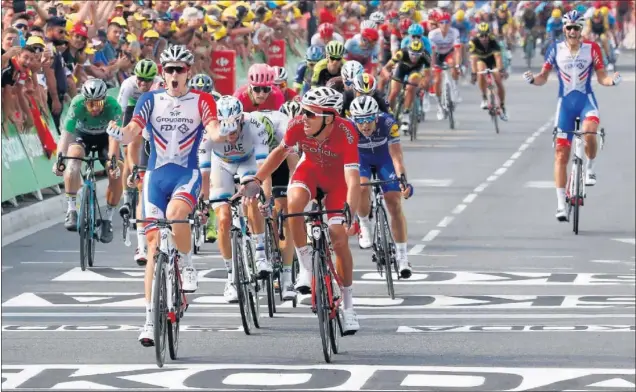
[267,40,286,67]
[210,50,236,95]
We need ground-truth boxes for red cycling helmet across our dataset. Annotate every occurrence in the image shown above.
[361,27,379,42]
[387,10,399,20]
[318,23,334,39]
[428,9,440,22]
[439,12,451,22]
[399,18,412,33]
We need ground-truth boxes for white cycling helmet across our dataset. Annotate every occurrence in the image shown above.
[301,86,343,115]
[349,96,379,117]
[280,100,302,118]
[437,0,452,9]
[563,10,585,28]
[216,95,244,135]
[361,19,377,30]
[341,60,364,83]
[159,44,195,67]
[273,65,288,84]
[81,78,108,100]
[369,11,385,24]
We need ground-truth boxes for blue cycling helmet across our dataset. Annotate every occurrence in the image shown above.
[408,23,424,36]
[306,45,325,62]
[562,10,585,28]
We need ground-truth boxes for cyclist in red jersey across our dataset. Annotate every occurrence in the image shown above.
[272,66,299,102]
[236,86,361,335]
[234,63,285,112]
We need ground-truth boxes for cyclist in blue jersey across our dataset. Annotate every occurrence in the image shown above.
[348,96,413,280]
[107,45,220,347]
[544,8,564,55]
[400,23,433,54]
[294,45,324,94]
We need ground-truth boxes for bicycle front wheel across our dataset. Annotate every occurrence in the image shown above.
[233,232,252,335]
[246,243,261,328]
[88,189,97,268]
[446,82,455,129]
[409,100,418,141]
[153,252,169,368]
[313,250,332,363]
[167,257,181,360]
[377,206,395,299]
[490,90,500,134]
[573,161,582,235]
[78,186,90,271]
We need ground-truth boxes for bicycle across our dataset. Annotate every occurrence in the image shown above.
[278,189,351,363]
[394,79,420,141]
[191,199,207,255]
[210,191,261,335]
[363,171,406,300]
[56,152,116,271]
[122,164,146,238]
[438,63,456,130]
[122,216,191,368]
[477,68,502,134]
[552,118,606,235]
[259,191,282,317]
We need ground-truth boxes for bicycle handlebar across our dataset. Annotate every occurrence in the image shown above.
[551,127,606,149]
[122,216,194,247]
[277,203,351,241]
[477,69,499,74]
[56,154,102,173]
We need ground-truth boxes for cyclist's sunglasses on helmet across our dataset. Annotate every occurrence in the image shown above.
[353,115,376,124]
[86,99,105,111]
[164,65,187,74]
[251,85,272,93]
[565,25,581,31]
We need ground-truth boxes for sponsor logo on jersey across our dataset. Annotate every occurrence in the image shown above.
[156,116,194,124]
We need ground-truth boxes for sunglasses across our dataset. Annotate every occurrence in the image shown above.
[164,66,187,74]
[28,46,44,53]
[85,99,105,111]
[251,85,272,94]
[328,56,342,62]
[137,77,154,83]
[14,23,28,30]
[353,115,376,124]
[307,61,316,67]
[411,35,422,40]
[479,33,490,38]
[565,25,582,31]
[440,20,450,25]
[302,108,329,118]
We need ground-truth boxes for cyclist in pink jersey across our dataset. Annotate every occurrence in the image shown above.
[234,63,285,112]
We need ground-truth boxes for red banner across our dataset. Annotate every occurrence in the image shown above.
[29,97,57,159]
[343,20,360,40]
[210,50,236,96]
[267,39,286,68]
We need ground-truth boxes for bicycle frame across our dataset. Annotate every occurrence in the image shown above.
[478,69,500,113]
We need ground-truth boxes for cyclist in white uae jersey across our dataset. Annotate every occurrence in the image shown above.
[198,96,272,303]
[429,12,463,120]
[106,45,220,347]
[523,10,622,222]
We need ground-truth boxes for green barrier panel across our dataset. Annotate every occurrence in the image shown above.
[1,147,17,202]
[1,123,41,202]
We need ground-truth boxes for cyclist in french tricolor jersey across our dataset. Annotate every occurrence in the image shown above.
[106,45,220,347]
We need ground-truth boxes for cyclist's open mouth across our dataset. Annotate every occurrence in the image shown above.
[172,80,179,88]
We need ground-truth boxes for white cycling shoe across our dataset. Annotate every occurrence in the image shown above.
[139,322,154,347]
[134,247,147,266]
[555,208,568,222]
[294,267,312,295]
[224,281,238,303]
[397,255,412,279]
[436,105,445,120]
[256,257,273,277]
[282,282,297,301]
[181,266,198,293]
[480,99,489,109]
[358,224,373,249]
[585,170,597,186]
[341,308,360,336]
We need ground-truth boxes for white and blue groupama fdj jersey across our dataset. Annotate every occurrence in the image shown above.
[198,112,270,171]
[132,89,217,170]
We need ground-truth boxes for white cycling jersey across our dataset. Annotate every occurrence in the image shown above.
[117,75,164,109]
[250,110,290,152]
[198,112,270,172]
[311,32,345,47]
[429,27,462,55]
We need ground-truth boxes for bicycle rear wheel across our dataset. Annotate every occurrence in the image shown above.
[153,252,169,368]
[233,232,252,335]
[409,100,418,141]
[328,278,340,355]
[573,161,582,235]
[446,82,455,129]
[78,187,90,271]
[264,220,278,315]
[246,243,261,328]
[377,206,395,299]
[313,250,332,363]
[167,259,181,360]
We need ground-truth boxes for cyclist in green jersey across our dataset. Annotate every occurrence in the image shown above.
[117,59,163,264]
[52,79,124,243]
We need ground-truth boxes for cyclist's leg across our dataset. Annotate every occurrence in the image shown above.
[403,71,422,114]
[600,33,612,63]
[238,156,270,275]
[554,98,576,219]
[476,59,489,108]
[134,140,150,264]
[388,64,406,112]
[198,138,217,242]
[99,134,124,243]
[491,55,507,115]
[272,159,295,299]
[580,95,601,184]
[357,156,373,249]
[62,136,86,230]
[120,106,135,207]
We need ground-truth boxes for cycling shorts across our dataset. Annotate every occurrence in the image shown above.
[289,159,347,225]
[479,54,497,70]
[271,162,290,199]
[434,50,455,72]
[392,62,425,82]
[359,153,400,193]
[71,132,110,167]
[554,92,600,148]
[209,153,257,209]
[143,164,201,233]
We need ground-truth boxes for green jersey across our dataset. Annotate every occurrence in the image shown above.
[64,95,123,135]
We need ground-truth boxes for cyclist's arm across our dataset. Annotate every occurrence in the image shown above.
[105,97,124,158]
[591,42,615,85]
[117,77,134,110]
[294,62,307,91]
[491,40,503,70]
[386,119,406,177]
[343,129,361,216]
[468,41,479,73]
[310,60,325,86]
[531,49,555,86]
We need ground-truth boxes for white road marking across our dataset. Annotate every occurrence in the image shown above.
[502,159,515,168]
[436,216,454,227]
[451,204,466,214]
[510,151,522,160]
[486,175,499,182]
[524,181,555,188]
[407,244,426,255]
[421,230,440,242]
[396,325,635,333]
[612,238,636,245]
[473,183,489,193]
[463,193,477,203]
[494,167,507,176]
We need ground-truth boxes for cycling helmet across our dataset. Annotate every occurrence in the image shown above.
[189,73,214,93]
[455,10,465,21]
[361,20,377,30]
[361,27,379,42]
[81,78,108,100]
[306,45,325,62]
[216,95,244,134]
[438,0,452,9]
[562,10,585,28]
[353,72,377,95]
[408,23,424,36]
[369,11,385,24]
[428,9,440,22]
[318,23,334,39]
[341,60,364,82]
[301,86,343,115]
[387,10,399,21]
[159,44,194,67]
[349,95,379,117]
[600,6,610,16]
[439,12,451,22]
[476,22,490,34]
[248,63,275,86]
[399,3,412,15]
[399,18,412,33]
[280,100,302,118]
[325,40,345,58]
[134,59,158,79]
[498,3,508,12]
[552,8,562,19]
[273,66,288,84]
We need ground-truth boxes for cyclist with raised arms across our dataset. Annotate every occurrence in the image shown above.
[199,96,271,303]
[349,96,413,278]
[235,87,362,335]
[523,10,621,221]
[106,45,220,346]
[54,79,124,244]
[118,59,164,264]
[234,64,285,112]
